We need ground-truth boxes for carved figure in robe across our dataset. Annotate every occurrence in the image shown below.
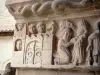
[86,22,100,66]
[34,22,45,64]
[25,23,37,64]
[15,39,22,51]
[54,20,74,64]
[66,20,88,65]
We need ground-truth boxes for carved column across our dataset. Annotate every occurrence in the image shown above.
[6,0,100,75]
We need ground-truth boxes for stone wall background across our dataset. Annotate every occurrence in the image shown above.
[0,36,13,62]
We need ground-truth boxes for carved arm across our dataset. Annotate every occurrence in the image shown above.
[86,37,93,52]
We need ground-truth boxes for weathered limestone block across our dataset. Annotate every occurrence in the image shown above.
[5,0,100,75]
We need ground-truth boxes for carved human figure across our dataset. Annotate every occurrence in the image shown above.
[15,39,22,51]
[86,22,100,66]
[54,20,74,64]
[37,22,45,34]
[66,20,88,65]
[28,23,36,37]
[16,23,24,31]
[46,21,57,35]
[59,20,75,38]
[34,22,45,64]
[25,23,37,64]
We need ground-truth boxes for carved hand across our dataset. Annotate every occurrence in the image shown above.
[86,45,92,52]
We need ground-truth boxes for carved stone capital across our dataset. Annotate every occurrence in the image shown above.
[6,0,100,19]
[5,0,100,72]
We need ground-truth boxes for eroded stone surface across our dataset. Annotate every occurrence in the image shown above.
[5,0,100,75]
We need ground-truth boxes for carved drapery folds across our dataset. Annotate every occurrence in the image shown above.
[86,22,100,66]
[5,0,100,70]
[11,19,100,68]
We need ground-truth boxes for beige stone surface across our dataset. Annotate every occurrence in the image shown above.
[16,69,95,75]
[5,0,100,75]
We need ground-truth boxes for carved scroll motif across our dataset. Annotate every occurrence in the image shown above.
[9,0,100,17]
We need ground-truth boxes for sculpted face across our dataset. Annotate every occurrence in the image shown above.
[37,22,44,33]
[16,39,22,51]
[60,20,72,31]
[66,21,72,28]
[63,28,72,40]
[16,23,23,31]
[28,24,36,34]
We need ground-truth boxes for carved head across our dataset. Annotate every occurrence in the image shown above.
[16,23,24,31]
[28,23,36,34]
[65,20,73,28]
[15,39,22,51]
[97,22,100,32]
[60,20,66,31]
[62,28,72,41]
[60,20,73,31]
[37,22,45,33]
[77,20,88,30]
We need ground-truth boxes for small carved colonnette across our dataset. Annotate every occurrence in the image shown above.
[7,0,100,17]
[14,19,100,68]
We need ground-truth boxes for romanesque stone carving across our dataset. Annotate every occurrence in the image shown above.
[54,20,74,65]
[31,1,52,16]
[7,0,100,17]
[24,23,37,64]
[86,22,100,66]
[15,39,22,51]
[24,21,55,65]
[16,4,32,17]
[37,21,45,34]
[15,23,24,31]
[42,21,57,65]
[59,20,75,38]
[34,22,45,65]
[63,20,88,65]
[12,36,25,66]
[28,23,37,36]
[14,23,26,37]
[46,21,57,35]
[52,0,90,13]
[25,22,44,65]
